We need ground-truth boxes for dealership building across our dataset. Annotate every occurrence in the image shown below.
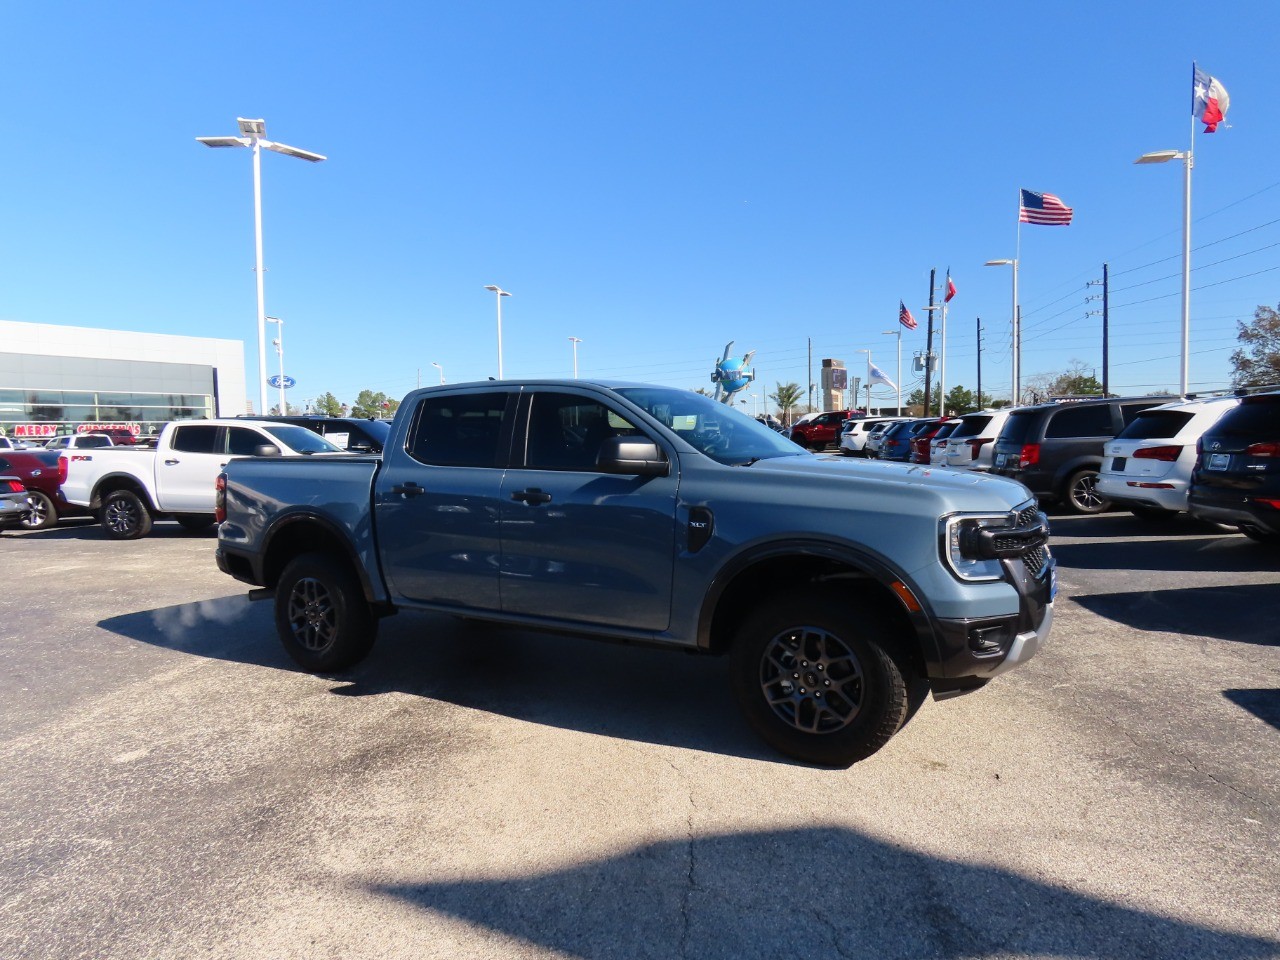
[0,319,247,442]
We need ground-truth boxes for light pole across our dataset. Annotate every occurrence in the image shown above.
[984,258,1020,404]
[265,316,285,414]
[1135,149,1193,394]
[431,361,445,385]
[853,349,872,413]
[568,336,583,378]
[483,285,512,378]
[881,329,902,413]
[196,118,326,417]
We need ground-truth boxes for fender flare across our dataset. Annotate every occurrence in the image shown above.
[695,537,942,669]
[260,509,388,608]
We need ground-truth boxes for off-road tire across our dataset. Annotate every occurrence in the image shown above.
[730,589,913,767]
[274,552,377,672]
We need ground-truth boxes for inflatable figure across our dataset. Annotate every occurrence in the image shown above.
[711,341,755,404]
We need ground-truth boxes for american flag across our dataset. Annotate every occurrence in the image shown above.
[899,300,917,330]
[1020,189,1073,226]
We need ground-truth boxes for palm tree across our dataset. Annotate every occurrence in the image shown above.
[770,382,803,426]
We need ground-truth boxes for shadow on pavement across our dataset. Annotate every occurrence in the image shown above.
[370,826,1280,959]
[1223,689,1280,730]
[1050,532,1267,574]
[98,598,776,763]
[9,519,217,541]
[1072,584,1279,646]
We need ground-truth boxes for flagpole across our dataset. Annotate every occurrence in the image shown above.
[939,270,948,415]
[1014,191,1023,404]
[1181,74,1195,395]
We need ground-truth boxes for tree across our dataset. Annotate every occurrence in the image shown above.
[350,390,395,419]
[313,392,344,417]
[1024,360,1103,403]
[1231,305,1280,387]
[770,382,803,425]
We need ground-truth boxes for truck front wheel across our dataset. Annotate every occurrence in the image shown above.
[101,489,153,540]
[730,591,912,767]
[274,552,377,672]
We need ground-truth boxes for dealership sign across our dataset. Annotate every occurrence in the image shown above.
[14,424,57,438]
[77,422,140,435]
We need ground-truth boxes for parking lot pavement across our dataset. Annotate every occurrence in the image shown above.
[1,517,1278,959]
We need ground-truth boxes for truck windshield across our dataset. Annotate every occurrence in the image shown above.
[615,387,804,465]
[263,425,344,454]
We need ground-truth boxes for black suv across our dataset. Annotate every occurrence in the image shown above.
[1187,391,1280,543]
[990,397,1165,513]
[242,416,391,454]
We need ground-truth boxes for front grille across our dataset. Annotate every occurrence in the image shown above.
[1014,501,1050,578]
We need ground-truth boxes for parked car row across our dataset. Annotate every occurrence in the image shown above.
[806,390,1280,533]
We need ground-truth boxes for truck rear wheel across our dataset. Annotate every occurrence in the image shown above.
[275,552,377,672]
[730,590,911,767]
[101,489,153,540]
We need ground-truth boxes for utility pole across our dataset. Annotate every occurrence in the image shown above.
[923,267,936,415]
[807,337,813,413]
[1102,262,1110,397]
[976,317,983,409]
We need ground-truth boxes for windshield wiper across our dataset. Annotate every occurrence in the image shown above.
[733,457,762,467]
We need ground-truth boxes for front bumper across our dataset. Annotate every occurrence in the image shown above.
[929,552,1056,696]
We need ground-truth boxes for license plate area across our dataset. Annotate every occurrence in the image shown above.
[1207,453,1230,471]
[1112,457,1127,472]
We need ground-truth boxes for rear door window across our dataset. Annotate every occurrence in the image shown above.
[170,425,219,454]
[1212,398,1280,438]
[1045,405,1114,439]
[1117,411,1194,440]
[407,392,513,467]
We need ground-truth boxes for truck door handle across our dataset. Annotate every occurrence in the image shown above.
[392,482,425,497]
[511,488,552,505]
[164,458,180,465]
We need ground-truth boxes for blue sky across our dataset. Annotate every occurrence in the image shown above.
[4,2,1279,413]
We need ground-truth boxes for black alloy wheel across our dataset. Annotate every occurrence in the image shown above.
[274,552,377,672]
[101,489,153,540]
[730,590,913,767]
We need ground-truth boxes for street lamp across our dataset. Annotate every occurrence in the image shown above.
[1135,149,1193,394]
[568,337,583,378]
[881,329,902,414]
[265,316,285,414]
[985,258,1020,404]
[483,285,512,378]
[431,361,445,385]
[197,117,325,417]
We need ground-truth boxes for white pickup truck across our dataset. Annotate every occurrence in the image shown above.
[59,418,344,539]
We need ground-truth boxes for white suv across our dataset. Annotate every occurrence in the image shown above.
[1096,395,1240,519]
[943,410,1012,472]
[839,417,908,457]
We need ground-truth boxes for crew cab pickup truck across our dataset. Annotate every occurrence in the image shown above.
[216,381,1055,766]
[60,418,344,539]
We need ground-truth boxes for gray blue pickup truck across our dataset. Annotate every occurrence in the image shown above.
[215,381,1055,766]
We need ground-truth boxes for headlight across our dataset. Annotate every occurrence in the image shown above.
[941,513,1012,582]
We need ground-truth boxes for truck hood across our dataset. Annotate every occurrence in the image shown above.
[741,452,1033,508]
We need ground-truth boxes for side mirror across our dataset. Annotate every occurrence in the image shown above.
[253,444,282,458]
[595,435,669,477]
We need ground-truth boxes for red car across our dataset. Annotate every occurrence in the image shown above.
[0,450,92,529]
[789,410,857,450]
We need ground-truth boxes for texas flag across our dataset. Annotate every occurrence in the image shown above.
[1193,65,1230,133]
[945,274,957,303]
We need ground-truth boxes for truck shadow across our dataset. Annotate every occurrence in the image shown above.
[13,520,218,540]
[367,825,1280,959]
[97,598,776,762]
[1071,584,1279,647]
[1223,689,1280,730]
